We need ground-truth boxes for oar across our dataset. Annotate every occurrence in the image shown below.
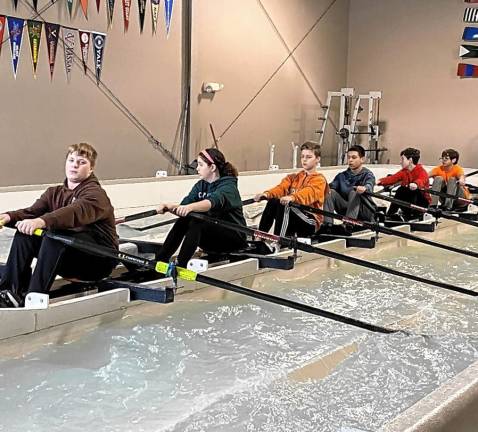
[289,202,478,260]
[465,169,478,178]
[118,198,257,233]
[366,190,478,229]
[187,212,478,297]
[418,188,478,206]
[32,229,398,334]
[115,209,159,225]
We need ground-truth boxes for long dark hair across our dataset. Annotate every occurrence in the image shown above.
[198,148,239,177]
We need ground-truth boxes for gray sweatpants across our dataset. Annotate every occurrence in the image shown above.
[431,177,465,209]
[323,189,375,225]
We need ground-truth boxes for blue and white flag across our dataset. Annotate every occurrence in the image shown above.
[164,0,173,37]
[7,16,24,79]
[92,31,106,84]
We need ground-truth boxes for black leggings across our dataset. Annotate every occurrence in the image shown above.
[0,231,117,297]
[155,216,247,267]
[259,199,316,237]
[387,186,429,219]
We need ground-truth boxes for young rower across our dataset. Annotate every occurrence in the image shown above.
[377,147,431,220]
[253,142,328,237]
[155,148,247,267]
[428,149,470,210]
[321,145,376,233]
[0,143,118,307]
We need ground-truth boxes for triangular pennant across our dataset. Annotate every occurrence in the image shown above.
[164,0,173,37]
[33,0,38,10]
[27,20,42,78]
[45,22,60,80]
[13,0,18,10]
[0,16,6,57]
[463,27,478,41]
[66,0,74,18]
[151,0,160,34]
[107,0,115,27]
[122,0,131,32]
[92,32,106,84]
[62,27,76,82]
[460,44,478,58]
[80,0,88,18]
[460,46,471,57]
[7,16,24,79]
[96,0,101,12]
[78,30,90,74]
[138,0,146,33]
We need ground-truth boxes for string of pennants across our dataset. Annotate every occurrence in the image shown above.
[11,0,175,36]
[458,0,478,77]
[0,15,106,82]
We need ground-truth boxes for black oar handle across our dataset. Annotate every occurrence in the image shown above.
[116,209,159,225]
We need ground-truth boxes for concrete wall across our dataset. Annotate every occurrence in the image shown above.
[347,0,477,167]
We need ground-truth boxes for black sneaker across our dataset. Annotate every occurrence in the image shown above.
[0,290,21,308]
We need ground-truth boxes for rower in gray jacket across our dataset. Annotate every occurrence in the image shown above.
[322,145,376,232]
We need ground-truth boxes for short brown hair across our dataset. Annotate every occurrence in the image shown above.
[442,149,459,164]
[400,147,420,165]
[66,143,98,167]
[300,141,321,158]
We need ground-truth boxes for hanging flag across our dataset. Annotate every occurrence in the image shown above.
[138,0,146,33]
[464,8,478,22]
[92,32,106,84]
[463,26,478,41]
[27,20,42,78]
[80,0,88,18]
[96,0,101,12]
[151,0,160,34]
[45,22,60,80]
[62,27,76,82]
[0,16,5,56]
[458,63,478,77]
[122,0,131,32]
[7,16,24,79]
[13,0,18,10]
[107,0,115,27]
[67,0,74,18]
[33,0,38,10]
[164,0,173,37]
[79,30,90,74]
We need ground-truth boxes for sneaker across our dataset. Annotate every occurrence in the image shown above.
[0,290,21,308]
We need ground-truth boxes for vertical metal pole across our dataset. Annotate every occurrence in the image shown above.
[180,0,192,174]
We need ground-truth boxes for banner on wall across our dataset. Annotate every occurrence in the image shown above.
[27,20,42,78]
[7,16,24,78]
[92,31,106,84]
[96,0,101,12]
[138,0,146,33]
[164,0,173,37]
[67,0,74,17]
[464,8,478,22]
[79,30,90,74]
[458,63,478,77]
[63,27,76,82]
[80,0,89,19]
[151,0,160,34]
[45,22,60,80]
[107,0,115,27]
[13,0,18,10]
[33,0,38,11]
[463,26,478,40]
[0,16,6,57]
[122,0,131,32]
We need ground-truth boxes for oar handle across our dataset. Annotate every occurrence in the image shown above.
[115,209,158,225]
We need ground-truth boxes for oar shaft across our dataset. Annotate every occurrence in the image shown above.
[420,188,475,206]
[115,209,158,225]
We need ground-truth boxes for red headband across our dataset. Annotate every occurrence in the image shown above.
[200,149,215,165]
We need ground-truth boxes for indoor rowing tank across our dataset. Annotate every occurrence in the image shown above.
[0,223,477,432]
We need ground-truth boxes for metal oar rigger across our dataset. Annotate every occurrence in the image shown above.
[31,229,398,335]
[187,212,478,298]
[289,202,478,260]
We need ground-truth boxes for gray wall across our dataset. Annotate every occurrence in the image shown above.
[347,0,477,167]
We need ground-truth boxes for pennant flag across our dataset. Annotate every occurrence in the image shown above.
[107,0,115,27]
[96,0,101,12]
[7,16,24,79]
[27,20,42,78]
[79,30,90,74]
[460,44,478,58]
[33,0,38,10]
[92,32,106,84]
[465,0,478,3]
[13,0,18,10]
[122,0,132,32]
[164,0,173,37]
[464,8,478,23]
[138,0,146,33]
[151,0,160,34]
[67,0,74,18]
[463,27,478,41]
[457,63,478,77]
[80,0,88,18]
[62,27,76,82]
[45,22,60,80]
[0,16,5,57]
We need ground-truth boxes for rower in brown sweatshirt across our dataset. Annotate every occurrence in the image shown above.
[0,143,118,306]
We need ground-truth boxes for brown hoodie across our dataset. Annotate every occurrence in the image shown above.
[7,174,118,249]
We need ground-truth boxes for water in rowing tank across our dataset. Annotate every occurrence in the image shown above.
[0,227,478,431]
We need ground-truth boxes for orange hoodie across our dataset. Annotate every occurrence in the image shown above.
[264,171,328,227]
